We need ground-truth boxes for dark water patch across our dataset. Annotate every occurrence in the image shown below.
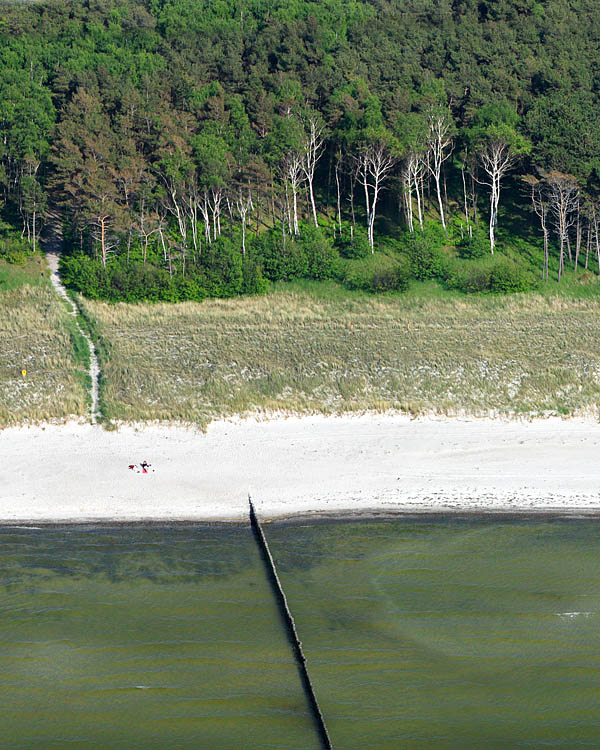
[0,524,318,749]
[0,524,255,586]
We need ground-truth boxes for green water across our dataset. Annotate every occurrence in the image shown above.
[2,520,600,748]
[0,525,318,750]
[267,518,600,749]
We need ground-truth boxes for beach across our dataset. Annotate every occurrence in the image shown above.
[2,414,600,522]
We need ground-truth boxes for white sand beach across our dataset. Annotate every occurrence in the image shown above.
[1,414,600,523]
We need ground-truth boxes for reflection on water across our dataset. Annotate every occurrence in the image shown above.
[0,525,317,750]
[266,517,600,749]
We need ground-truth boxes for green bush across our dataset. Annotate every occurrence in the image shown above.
[445,254,534,294]
[334,223,370,259]
[250,225,338,282]
[422,220,447,248]
[489,256,533,293]
[62,236,270,302]
[408,234,446,281]
[339,252,410,293]
[200,236,243,297]
[241,254,269,295]
[173,274,207,301]
[296,224,338,280]
[457,225,490,259]
[251,230,309,281]
[0,234,30,264]
[445,257,493,293]
[61,254,108,298]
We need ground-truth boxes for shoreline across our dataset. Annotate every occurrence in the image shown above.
[4,509,600,529]
[2,413,600,523]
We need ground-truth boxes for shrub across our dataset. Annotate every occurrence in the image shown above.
[334,223,370,259]
[251,230,309,281]
[200,236,243,297]
[173,274,206,301]
[251,225,339,282]
[296,224,338,279]
[421,220,447,248]
[241,255,269,295]
[489,256,533,293]
[457,225,490,259]
[446,257,493,293]
[60,254,108,298]
[408,234,446,281]
[340,252,410,293]
[0,234,30,264]
[445,254,534,294]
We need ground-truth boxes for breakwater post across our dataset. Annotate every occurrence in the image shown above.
[248,496,333,750]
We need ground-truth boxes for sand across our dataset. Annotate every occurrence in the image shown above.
[2,414,600,523]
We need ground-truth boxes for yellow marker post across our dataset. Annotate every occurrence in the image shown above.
[21,369,26,377]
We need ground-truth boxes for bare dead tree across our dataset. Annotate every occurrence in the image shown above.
[474,139,518,253]
[281,151,304,235]
[161,172,188,255]
[18,159,45,253]
[459,148,475,236]
[524,176,550,282]
[402,151,426,233]
[575,196,582,269]
[401,167,414,234]
[91,215,121,267]
[546,172,579,282]
[580,199,596,271]
[589,201,600,274]
[425,108,453,233]
[182,180,201,259]
[334,150,343,234]
[199,191,211,245]
[356,143,396,251]
[300,114,325,227]
[208,187,225,240]
[134,194,160,267]
[235,186,254,256]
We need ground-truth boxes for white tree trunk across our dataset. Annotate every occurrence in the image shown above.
[426,111,453,233]
[477,140,517,253]
[357,144,396,251]
[301,115,325,227]
[235,188,253,256]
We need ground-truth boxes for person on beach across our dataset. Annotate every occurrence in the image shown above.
[128,461,153,473]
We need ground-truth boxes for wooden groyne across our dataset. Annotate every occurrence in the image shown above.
[248,496,333,750]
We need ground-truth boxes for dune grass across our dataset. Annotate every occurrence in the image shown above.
[0,256,88,425]
[79,280,600,426]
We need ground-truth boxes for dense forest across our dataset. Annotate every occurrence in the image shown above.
[1,0,600,300]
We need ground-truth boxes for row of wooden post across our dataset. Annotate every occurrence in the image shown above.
[248,496,333,750]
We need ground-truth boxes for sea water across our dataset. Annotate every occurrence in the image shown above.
[0,525,318,750]
[266,517,600,749]
[2,519,600,748]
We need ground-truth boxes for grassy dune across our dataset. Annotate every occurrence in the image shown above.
[0,256,88,425]
[79,281,600,426]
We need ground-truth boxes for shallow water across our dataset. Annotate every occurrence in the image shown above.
[266,517,600,748]
[2,519,600,748]
[0,525,317,750]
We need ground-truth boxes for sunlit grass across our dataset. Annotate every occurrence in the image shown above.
[80,282,600,426]
[0,257,88,425]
